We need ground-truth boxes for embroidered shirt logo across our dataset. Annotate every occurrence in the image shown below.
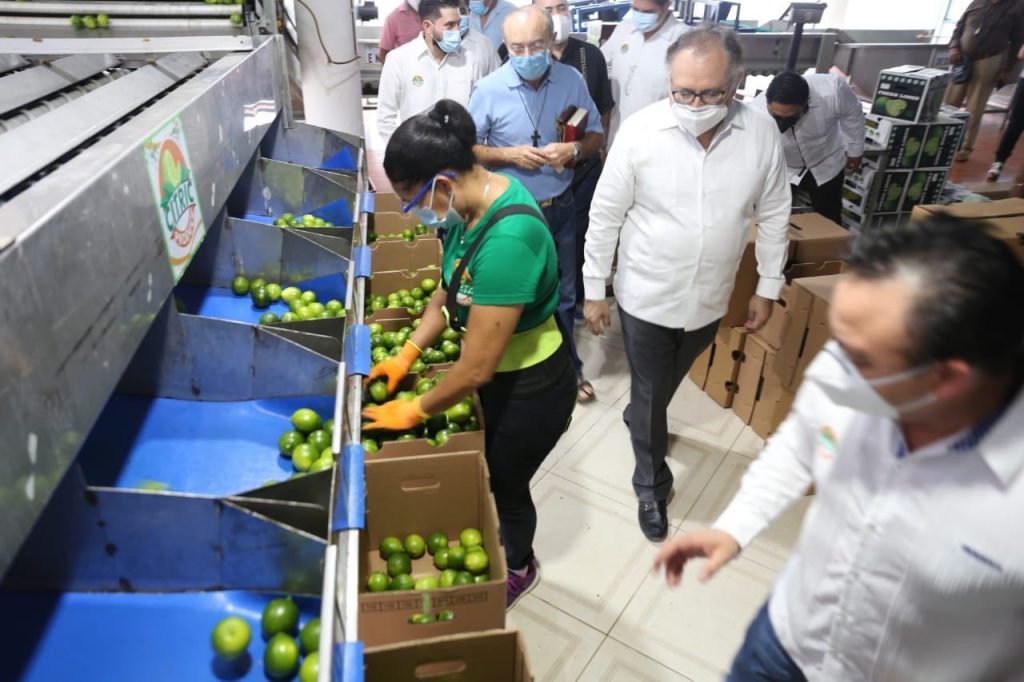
[412,75,425,87]
[817,426,838,461]
[452,257,473,306]
[620,43,629,53]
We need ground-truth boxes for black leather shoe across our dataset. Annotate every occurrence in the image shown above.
[638,501,668,542]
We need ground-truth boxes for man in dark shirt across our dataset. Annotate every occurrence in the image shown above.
[946,0,1024,162]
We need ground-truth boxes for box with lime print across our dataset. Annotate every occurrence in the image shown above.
[872,66,951,124]
[901,169,948,212]
[918,117,965,168]
[360,451,506,647]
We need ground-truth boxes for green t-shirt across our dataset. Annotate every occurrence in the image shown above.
[442,176,561,364]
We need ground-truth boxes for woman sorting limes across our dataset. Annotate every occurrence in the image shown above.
[362,100,576,608]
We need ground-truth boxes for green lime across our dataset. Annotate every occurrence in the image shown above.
[231,276,250,295]
[387,552,412,577]
[433,547,450,570]
[296,306,315,320]
[437,610,455,621]
[280,311,299,323]
[291,408,322,433]
[444,401,472,425]
[299,617,320,655]
[278,430,305,456]
[446,546,466,570]
[324,418,335,435]
[70,15,83,27]
[415,576,439,591]
[426,531,448,555]
[438,569,458,587]
[306,429,331,452]
[404,534,426,559]
[262,597,299,637]
[421,278,437,293]
[464,549,489,575]
[251,286,271,309]
[291,443,318,472]
[302,214,317,226]
[250,278,267,290]
[82,14,96,28]
[472,573,489,584]
[265,283,282,301]
[453,571,474,586]
[325,299,343,313]
[299,652,318,682]
[306,302,325,316]
[308,457,334,473]
[409,613,435,624]
[379,536,404,559]
[368,322,384,335]
[259,312,280,325]
[366,570,390,592]
[434,430,451,447]
[427,349,447,364]
[230,11,242,24]
[410,359,428,374]
[395,390,417,402]
[368,381,389,403]
[389,573,415,591]
[362,437,380,454]
[281,286,301,303]
[264,633,300,679]
[300,290,317,304]
[95,12,109,26]
[289,298,305,313]
[210,615,251,661]
[459,528,483,549]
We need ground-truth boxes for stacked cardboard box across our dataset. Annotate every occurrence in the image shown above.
[843,67,963,232]
[690,214,849,439]
[910,198,1024,263]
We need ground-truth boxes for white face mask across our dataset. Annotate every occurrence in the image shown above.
[553,14,573,43]
[806,340,938,419]
[670,101,728,138]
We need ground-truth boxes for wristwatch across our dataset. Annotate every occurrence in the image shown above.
[572,141,582,162]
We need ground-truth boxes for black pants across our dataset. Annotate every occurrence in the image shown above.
[619,308,719,503]
[795,168,844,225]
[478,346,577,570]
[573,158,603,310]
[997,78,1024,163]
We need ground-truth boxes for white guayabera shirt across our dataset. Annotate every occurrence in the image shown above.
[714,350,1024,681]
[583,98,791,329]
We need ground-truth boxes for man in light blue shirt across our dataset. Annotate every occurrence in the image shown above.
[468,0,516,53]
[469,5,604,400]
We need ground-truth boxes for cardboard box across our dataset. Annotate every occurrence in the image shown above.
[370,211,422,236]
[910,199,1024,262]
[371,237,443,274]
[367,268,442,322]
[918,116,965,168]
[372,192,404,213]
[750,368,796,440]
[869,212,911,230]
[901,169,948,212]
[876,171,911,213]
[864,111,895,148]
[731,335,768,424]
[706,327,748,408]
[773,274,842,391]
[883,122,927,169]
[364,630,534,680]
[872,65,951,124]
[360,451,507,647]
[754,261,843,350]
[840,207,863,232]
[787,213,851,264]
[721,225,798,328]
[688,343,714,390]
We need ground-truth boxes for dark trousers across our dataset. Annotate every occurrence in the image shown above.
[727,603,808,682]
[542,192,583,375]
[478,354,576,570]
[572,159,603,311]
[619,308,719,502]
[795,169,844,225]
[997,78,1024,163]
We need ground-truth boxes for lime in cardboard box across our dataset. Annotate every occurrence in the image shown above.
[911,199,1024,262]
[876,170,911,213]
[364,630,533,681]
[918,116,965,168]
[872,65,951,124]
[360,451,507,648]
[901,169,948,212]
[865,113,964,169]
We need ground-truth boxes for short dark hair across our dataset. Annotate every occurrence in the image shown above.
[665,23,744,85]
[418,0,459,23]
[766,71,810,106]
[384,99,477,188]
[844,215,1024,375]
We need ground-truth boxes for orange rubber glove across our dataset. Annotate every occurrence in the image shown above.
[367,341,422,393]
[362,396,429,431]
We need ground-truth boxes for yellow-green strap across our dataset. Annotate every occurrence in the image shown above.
[496,315,563,373]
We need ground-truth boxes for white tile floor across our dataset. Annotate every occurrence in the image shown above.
[512,304,809,682]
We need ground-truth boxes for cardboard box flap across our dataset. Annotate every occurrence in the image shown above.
[372,238,443,274]
[795,273,843,303]
[915,198,1024,220]
[365,630,531,682]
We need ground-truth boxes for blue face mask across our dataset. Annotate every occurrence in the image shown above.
[632,9,661,32]
[411,177,462,231]
[468,0,487,15]
[510,50,551,81]
[459,15,469,36]
[433,25,462,53]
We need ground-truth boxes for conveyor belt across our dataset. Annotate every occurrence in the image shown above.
[0,53,119,116]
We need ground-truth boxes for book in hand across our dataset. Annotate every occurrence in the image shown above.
[555,105,588,170]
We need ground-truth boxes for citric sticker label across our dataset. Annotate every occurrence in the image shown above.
[143,115,206,282]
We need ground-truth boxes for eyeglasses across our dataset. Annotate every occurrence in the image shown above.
[399,173,455,213]
[507,40,550,56]
[670,88,729,106]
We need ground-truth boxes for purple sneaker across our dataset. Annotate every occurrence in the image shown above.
[506,558,540,610]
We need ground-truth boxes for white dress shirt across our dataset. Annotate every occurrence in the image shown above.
[600,15,689,145]
[377,30,500,143]
[753,73,866,186]
[714,350,1024,681]
[583,99,791,329]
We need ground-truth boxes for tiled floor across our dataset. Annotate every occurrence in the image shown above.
[511,304,805,682]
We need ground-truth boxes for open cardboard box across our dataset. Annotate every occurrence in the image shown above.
[367,267,442,322]
[370,211,423,236]
[372,237,443,274]
[368,317,457,375]
[364,629,533,681]
[360,451,507,648]
[366,368,485,459]
[706,327,749,408]
[373,192,404,213]
[911,199,1024,263]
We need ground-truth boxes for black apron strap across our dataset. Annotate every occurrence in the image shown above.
[444,204,547,331]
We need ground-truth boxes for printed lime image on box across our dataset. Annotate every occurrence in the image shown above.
[871,66,951,124]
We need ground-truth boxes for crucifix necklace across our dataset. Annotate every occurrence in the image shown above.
[516,82,549,147]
